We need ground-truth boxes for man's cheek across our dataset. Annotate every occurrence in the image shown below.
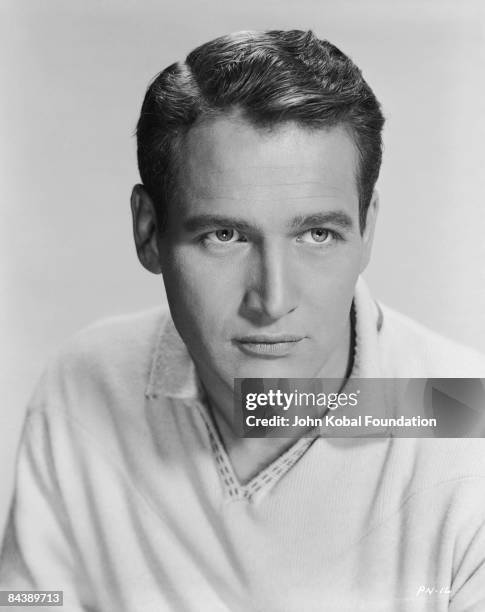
[196,263,245,299]
[176,272,239,324]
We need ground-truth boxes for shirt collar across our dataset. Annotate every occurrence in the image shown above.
[145,276,384,400]
[352,276,384,378]
[145,316,201,400]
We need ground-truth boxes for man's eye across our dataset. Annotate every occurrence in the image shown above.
[205,229,245,243]
[297,228,336,244]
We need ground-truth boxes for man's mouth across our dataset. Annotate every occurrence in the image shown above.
[234,334,305,358]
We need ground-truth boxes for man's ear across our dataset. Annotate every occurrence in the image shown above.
[360,190,379,273]
[130,184,162,274]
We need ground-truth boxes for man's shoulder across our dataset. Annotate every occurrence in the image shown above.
[29,307,169,419]
[62,306,167,376]
[378,303,485,378]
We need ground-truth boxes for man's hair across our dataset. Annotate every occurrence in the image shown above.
[136,30,385,232]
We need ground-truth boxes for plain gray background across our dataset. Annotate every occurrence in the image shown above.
[1,0,484,533]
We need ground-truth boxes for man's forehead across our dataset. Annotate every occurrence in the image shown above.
[177,116,359,205]
[184,177,351,203]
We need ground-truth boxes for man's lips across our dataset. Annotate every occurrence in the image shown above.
[236,334,305,343]
[233,334,306,358]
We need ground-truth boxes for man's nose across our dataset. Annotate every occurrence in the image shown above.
[242,243,298,322]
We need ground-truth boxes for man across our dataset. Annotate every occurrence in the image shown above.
[1,29,485,611]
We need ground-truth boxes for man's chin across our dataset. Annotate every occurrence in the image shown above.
[232,358,321,381]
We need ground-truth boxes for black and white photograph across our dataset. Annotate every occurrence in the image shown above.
[1,1,485,610]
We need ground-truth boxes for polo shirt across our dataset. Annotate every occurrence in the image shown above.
[1,278,485,611]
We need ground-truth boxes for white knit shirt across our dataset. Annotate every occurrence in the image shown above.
[1,279,485,611]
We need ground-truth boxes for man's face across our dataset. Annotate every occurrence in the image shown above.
[147,116,376,391]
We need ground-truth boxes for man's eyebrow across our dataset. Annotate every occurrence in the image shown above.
[183,215,255,233]
[289,212,354,231]
[183,211,354,233]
